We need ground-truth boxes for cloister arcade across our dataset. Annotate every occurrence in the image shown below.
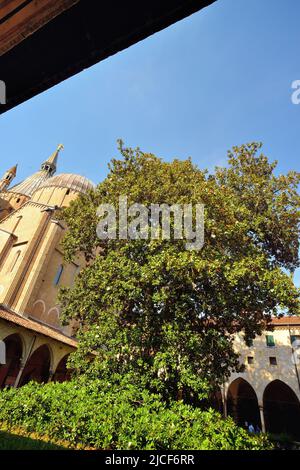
[0,331,72,389]
[1,323,300,440]
[224,377,300,440]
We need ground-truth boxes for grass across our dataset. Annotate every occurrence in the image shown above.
[0,430,67,450]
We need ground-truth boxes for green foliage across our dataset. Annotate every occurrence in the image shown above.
[59,141,300,400]
[0,380,272,450]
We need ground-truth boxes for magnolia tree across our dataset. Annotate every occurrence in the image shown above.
[59,141,300,402]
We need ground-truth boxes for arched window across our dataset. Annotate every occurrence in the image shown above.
[7,250,21,274]
[54,264,64,286]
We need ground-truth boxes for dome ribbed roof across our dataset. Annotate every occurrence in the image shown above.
[36,173,95,194]
[9,169,53,196]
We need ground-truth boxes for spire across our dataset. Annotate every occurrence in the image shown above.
[41,144,64,175]
[7,164,18,176]
[9,144,64,197]
[0,164,18,191]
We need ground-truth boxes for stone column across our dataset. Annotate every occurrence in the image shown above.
[221,385,227,418]
[259,403,266,433]
[223,398,227,419]
[14,335,37,388]
[47,370,54,383]
[13,360,26,388]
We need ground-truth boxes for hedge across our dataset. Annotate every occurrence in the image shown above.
[0,379,272,450]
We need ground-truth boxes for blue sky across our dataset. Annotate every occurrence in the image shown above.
[1,0,300,280]
[1,0,299,182]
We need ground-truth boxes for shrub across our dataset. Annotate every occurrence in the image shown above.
[0,379,272,450]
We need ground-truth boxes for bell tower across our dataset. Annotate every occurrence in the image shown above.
[40,144,64,176]
[0,164,17,191]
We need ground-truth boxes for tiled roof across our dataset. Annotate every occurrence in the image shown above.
[271,316,300,326]
[0,306,77,347]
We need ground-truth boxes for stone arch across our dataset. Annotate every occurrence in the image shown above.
[0,334,23,388]
[263,380,300,439]
[6,332,26,359]
[227,378,261,428]
[19,344,52,386]
[52,354,72,383]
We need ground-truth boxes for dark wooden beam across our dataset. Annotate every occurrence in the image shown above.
[0,0,79,56]
[0,0,216,114]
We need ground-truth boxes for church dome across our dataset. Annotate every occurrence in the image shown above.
[37,173,95,194]
[31,173,95,207]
